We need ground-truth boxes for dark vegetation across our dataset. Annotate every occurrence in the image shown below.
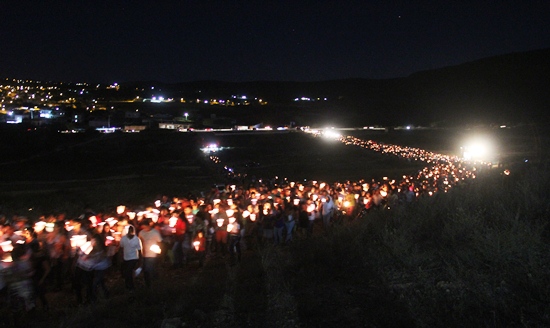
[281,166,550,327]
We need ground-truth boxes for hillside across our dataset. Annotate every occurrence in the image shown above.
[146,48,550,127]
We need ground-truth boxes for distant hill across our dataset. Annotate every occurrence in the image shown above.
[118,48,550,127]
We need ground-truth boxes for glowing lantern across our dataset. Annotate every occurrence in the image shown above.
[227,224,234,232]
[89,216,98,227]
[116,205,126,215]
[193,241,200,251]
[0,241,13,252]
[217,219,225,227]
[80,241,93,255]
[169,216,178,227]
[250,214,256,221]
[380,190,388,197]
[293,199,300,206]
[150,244,162,254]
[242,210,250,218]
[45,222,55,233]
[213,199,221,205]
[34,221,46,233]
[65,223,74,232]
[226,209,235,217]
[70,235,88,248]
[105,236,115,246]
[105,217,118,227]
[307,204,316,213]
[227,199,233,206]
[154,200,161,208]
[127,212,136,220]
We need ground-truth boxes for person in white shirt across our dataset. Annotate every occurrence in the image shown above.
[120,225,141,291]
[321,193,335,231]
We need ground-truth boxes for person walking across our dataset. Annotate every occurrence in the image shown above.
[120,225,142,293]
[138,219,162,288]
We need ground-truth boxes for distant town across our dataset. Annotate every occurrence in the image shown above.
[0,78,336,133]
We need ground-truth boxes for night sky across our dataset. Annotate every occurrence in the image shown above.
[1,1,549,83]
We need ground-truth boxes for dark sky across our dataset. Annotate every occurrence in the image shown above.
[1,1,549,83]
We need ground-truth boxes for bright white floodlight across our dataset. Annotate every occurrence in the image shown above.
[462,137,494,161]
[323,128,341,139]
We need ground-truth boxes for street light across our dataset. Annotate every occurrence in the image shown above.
[184,112,189,121]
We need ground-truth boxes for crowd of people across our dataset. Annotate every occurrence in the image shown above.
[0,133,491,317]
